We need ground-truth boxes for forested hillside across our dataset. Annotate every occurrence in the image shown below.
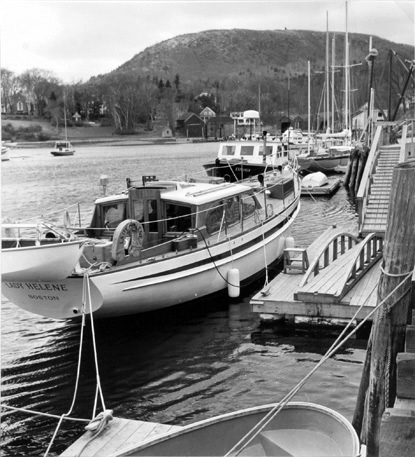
[94,28,413,127]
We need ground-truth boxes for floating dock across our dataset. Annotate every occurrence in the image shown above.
[250,225,383,324]
[301,178,342,196]
[60,417,181,457]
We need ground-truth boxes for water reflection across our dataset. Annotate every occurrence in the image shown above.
[1,144,364,456]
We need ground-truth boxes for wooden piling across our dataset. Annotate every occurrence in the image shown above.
[348,148,360,190]
[353,160,415,457]
[344,147,357,187]
[354,146,369,193]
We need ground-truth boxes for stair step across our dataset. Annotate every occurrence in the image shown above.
[366,208,389,215]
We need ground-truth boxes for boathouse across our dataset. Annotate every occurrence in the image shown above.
[181,113,206,138]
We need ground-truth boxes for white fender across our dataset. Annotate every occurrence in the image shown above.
[227,268,240,298]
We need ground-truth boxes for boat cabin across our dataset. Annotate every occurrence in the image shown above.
[54,141,73,151]
[84,177,261,265]
[217,141,288,167]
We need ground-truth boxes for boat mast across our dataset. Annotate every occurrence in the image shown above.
[308,60,311,153]
[344,0,349,131]
[326,11,330,132]
[258,83,261,135]
[63,94,68,142]
[332,34,336,132]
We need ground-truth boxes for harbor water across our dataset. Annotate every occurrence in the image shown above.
[1,141,364,456]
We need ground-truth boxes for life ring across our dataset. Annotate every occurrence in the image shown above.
[111,220,144,262]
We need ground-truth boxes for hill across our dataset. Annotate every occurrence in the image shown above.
[90,28,413,123]
[110,28,413,86]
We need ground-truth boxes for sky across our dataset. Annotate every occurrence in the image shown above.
[1,0,414,84]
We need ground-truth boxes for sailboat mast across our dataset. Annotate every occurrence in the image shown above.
[332,34,336,132]
[345,0,349,131]
[326,11,330,132]
[63,95,68,142]
[308,60,311,153]
[258,83,261,135]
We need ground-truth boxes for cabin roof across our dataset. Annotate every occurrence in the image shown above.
[161,182,252,206]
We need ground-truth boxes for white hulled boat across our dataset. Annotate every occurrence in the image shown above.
[2,168,301,319]
[203,138,290,182]
[110,402,361,456]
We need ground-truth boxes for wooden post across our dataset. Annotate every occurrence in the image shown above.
[354,146,369,193]
[355,160,415,456]
[344,147,357,187]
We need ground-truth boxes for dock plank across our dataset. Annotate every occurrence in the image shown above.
[60,418,182,457]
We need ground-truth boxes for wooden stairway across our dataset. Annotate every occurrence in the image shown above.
[361,145,400,235]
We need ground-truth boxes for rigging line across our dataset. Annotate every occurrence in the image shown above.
[1,405,90,423]
[225,271,411,457]
[44,298,88,457]
[194,227,238,288]
[85,273,107,413]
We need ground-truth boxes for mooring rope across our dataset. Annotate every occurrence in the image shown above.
[42,273,110,456]
[224,270,412,457]
[43,295,88,456]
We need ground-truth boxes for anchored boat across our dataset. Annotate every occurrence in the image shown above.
[203,139,290,182]
[110,402,360,457]
[50,140,75,156]
[2,168,301,319]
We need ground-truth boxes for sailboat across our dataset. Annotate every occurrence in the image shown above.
[296,7,354,173]
[51,99,75,156]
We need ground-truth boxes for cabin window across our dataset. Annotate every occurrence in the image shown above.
[222,145,236,156]
[205,204,224,235]
[259,145,273,156]
[133,200,145,222]
[240,145,255,156]
[166,203,192,232]
[225,196,240,226]
[103,202,126,228]
[148,199,159,232]
[241,194,257,219]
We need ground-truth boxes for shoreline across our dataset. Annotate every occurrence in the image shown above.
[13,137,223,148]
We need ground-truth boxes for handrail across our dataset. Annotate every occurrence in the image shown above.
[356,125,384,201]
[356,125,384,234]
[337,233,384,300]
[299,231,360,287]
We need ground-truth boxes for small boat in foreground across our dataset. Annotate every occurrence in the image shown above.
[1,234,84,282]
[110,402,360,456]
[50,140,75,156]
[2,167,301,319]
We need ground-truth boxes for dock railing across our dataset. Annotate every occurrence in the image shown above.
[299,231,359,287]
[356,124,385,236]
[337,233,384,301]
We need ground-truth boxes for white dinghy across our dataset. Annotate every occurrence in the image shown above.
[110,402,360,457]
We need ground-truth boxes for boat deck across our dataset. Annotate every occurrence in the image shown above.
[250,226,380,323]
[60,417,182,457]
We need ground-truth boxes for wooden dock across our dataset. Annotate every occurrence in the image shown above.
[251,225,383,324]
[60,417,182,457]
[301,178,342,196]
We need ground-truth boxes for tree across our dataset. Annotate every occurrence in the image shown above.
[1,69,20,113]
[98,73,143,132]
[19,68,61,117]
